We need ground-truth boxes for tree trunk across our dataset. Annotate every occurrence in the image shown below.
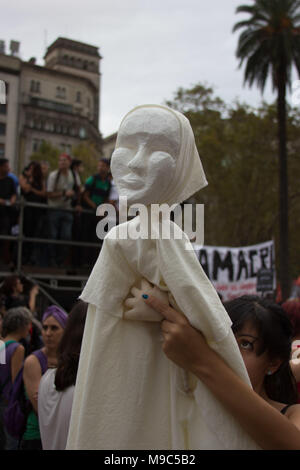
[276,66,290,301]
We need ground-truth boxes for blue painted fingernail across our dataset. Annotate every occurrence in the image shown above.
[142,294,148,299]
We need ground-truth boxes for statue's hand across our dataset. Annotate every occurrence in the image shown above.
[123,278,169,322]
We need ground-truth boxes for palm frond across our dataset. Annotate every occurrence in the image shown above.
[233,0,300,93]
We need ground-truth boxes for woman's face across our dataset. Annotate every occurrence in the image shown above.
[111,107,181,206]
[41,163,49,177]
[14,278,23,294]
[42,316,64,352]
[234,321,280,393]
[58,155,70,171]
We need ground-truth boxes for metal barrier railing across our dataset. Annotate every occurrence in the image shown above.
[0,196,105,281]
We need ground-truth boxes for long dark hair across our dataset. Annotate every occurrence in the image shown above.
[31,162,43,190]
[282,299,300,338]
[1,275,20,297]
[224,295,298,405]
[54,300,88,392]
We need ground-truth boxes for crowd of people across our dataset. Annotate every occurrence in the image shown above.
[0,298,87,450]
[0,277,299,450]
[0,155,118,270]
[1,152,300,450]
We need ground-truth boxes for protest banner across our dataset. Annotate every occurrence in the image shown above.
[193,240,275,301]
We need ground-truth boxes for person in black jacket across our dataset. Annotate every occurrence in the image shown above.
[0,159,16,266]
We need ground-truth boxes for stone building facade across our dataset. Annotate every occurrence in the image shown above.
[0,37,102,172]
[102,132,117,160]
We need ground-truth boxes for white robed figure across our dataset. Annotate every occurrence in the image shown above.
[66,104,259,450]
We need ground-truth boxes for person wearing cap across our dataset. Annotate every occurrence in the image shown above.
[20,305,68,450]
[47,154,81,267]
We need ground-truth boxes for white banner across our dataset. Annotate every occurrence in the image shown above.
[193,240,275,301]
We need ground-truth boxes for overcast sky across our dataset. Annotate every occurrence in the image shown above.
[2,0,298,137]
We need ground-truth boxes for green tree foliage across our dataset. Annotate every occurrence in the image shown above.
[71,141,99,183]
[30,140,60,171]
[232,0,300,299]
[30,140,99,183]
[166,83,300,281]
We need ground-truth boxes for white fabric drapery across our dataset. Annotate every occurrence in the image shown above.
[66,105,259,450]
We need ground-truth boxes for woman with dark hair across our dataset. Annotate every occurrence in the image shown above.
[1,275,39,315]
[19,161,47,265]
[226,296,298,406]
[0,307,32,449]
[20,305,67,450]
[38,300,88,449]
[138,291,300,449]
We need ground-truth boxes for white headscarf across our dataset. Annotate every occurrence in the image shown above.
[115,104,208,205]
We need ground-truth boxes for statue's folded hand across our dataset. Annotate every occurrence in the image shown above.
[123,278,168,322]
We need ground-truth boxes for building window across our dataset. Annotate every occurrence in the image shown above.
[32,139,39,152]
[0,143,4,156]
[76,91,81,103]
[0,81,8,114]
[0,104,6,114]
[30,80,41,93]
[60,143,72,154]
[44,121,54,132]
[0,122,6,135]
[0,81,6,105]
[56,86,66,99]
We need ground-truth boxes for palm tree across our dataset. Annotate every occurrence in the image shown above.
[233,0,300,301]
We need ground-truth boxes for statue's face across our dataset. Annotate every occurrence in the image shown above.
[111,107,181,205]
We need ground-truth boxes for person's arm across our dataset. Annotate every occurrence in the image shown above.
[82,189,96,209]
[8,178,17,205]
[143,294,300,450]
[28,285,39,313]
[47,172,74,200]
[10,193,16,205]
[19,174,31,193]
[23,354,42,413]
[10,344,25,382]
[47,188,74,200]
[46,173,60,200]
[30,182,47,199]
[82,176,97,209]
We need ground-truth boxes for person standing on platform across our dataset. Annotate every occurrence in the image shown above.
[0,159,17,267]
[81,158,111,265]
[47,154,81,267]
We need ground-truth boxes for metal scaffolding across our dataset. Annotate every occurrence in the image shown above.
[0,198,103,311]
